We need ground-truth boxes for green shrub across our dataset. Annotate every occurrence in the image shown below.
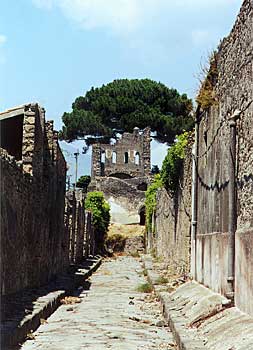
[160,131,189,193]
[85,192,110,253]
[145,174,162,233]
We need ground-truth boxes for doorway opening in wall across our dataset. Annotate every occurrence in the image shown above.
[101,150,105,176]
[0,115,24,160]
[139,206,146,226]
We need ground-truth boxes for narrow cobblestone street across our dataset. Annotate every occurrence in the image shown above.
[21,256,176,350]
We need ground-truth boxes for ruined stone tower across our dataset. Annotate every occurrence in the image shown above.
[91,127,151,179]
[90,127,151,224]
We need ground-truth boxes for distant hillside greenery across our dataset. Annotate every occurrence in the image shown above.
[59,79,194,145]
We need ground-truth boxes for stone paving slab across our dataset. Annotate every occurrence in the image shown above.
[141,254,253,350]
[21,256,177,350]
[1,256,102,349]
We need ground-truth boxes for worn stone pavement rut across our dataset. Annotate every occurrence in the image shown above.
[21,256,176,350]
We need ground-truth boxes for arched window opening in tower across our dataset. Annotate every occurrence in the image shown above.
[101,151,106,163]
[112,151,117,164]
[135,152,140,165]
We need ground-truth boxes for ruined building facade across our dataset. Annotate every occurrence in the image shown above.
[0,103,68,295]
[91,127,151,179]
[90,127,151,224]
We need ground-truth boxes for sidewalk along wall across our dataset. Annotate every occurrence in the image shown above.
[0,103,67,295]
[148,145,192,274]
[195,0,253,313]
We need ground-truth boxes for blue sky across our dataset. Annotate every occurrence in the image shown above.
[0,0,242,181]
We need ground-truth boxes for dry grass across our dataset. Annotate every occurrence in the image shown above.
[107,223,145,239]
[106,223,145,253]
[60,296,82,305]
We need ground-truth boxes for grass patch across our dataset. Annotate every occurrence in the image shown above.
[130,251,140,258]
[155,276,168,284]
[136,282,153,293]
[154,256,164,263]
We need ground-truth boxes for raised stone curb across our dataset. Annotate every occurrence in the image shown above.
[1,256,102,349]
[141,254,253,350]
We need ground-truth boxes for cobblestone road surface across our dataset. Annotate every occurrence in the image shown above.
[21,256,176,350]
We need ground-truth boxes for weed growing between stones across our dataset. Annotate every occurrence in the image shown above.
[154,255,164,263]
[136,282,153,293]
[131,251,140,258]
[196,50,218,110]
[155,276,168,284]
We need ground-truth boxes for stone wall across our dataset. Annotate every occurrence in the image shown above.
[147,146,192,274]
[0,103,68,295]
[65,190,95,264]
[90,176,149,224]
[195,0,253,314]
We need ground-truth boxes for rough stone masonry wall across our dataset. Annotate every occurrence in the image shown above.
[65,190,95,264]
[0,105,68,296]
[92,176,148,224]
[195,0,253,314]
[150,146,192,274]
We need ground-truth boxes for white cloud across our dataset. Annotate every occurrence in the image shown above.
[0,34,7,64]
[151,139,168,168]
[31,0,242,70]
[0,34,7,46]
[31,0,242,37]
[60,0,143,35]
[32,0,53,10]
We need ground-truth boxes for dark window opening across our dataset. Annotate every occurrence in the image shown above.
[0,115,24,160]
[109,173,133,179]
[139,207,146,226]
[137,182,148,191]
[124,152,128,164]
